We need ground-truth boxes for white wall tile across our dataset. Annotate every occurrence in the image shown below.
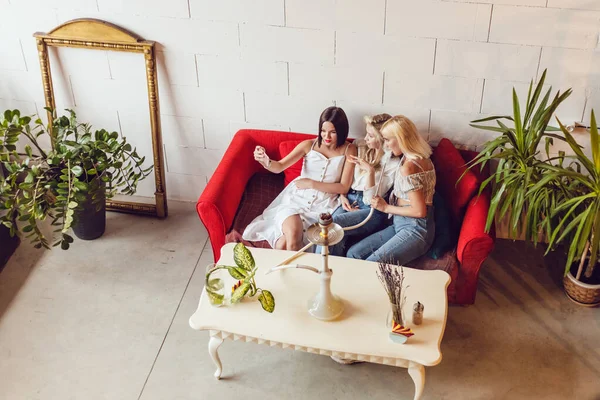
[108,51,197,89]
[71,105,121,134]
[165,172,207,202]
[289,64,383,104]
[490,6,600,49]
[386,1,492,41]
[10,0,98,11]
[547,0,600,11]
[0,99,38,116]
[160,114,204,148]
[160,86,245,120]
[49,47,111,80]
[336,100,430,139]
[245,92,334,134]
[97,0,190,18]
[482,80,586,124]
[70,75,147,114]
[584,88,600,122]
[539,47,600,88]
[435,40,540,82]
[190,0,284,25]
[385,73,484,113]
[335,0,385,34]
[164,144,225,177]
[336,32,435,74]
[285,0,334,30]
[0,70,46,104]
[0,38,27,71]
[57,12,240,56]
[229,121,290,136]
[202,119,233,150]
[0,5,59,71]
[196,55,287,94]
[429,110,499,148]
[240,24,334,65]
[449,0,546,5]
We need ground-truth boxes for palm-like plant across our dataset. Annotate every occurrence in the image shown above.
[467,69,572,243]
[535,111,600,279]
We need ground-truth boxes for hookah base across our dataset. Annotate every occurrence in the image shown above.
[307,294,345,321]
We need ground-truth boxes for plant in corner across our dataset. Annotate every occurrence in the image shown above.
[467,69,600,305]
[205,243,275,313]
[0,108,153,250]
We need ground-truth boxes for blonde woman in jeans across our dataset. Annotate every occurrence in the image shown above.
[345,115,436,265]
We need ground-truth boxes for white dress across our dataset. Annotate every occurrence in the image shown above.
[242,141,350,248]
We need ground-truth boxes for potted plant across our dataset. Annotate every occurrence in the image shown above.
[467,69,600,306]
[0,108,152,250]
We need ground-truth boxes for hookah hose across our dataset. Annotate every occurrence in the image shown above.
[342,155,390,231]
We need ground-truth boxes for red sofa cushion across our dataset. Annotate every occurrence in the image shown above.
[431,138,479,227]
[279,140,305,186]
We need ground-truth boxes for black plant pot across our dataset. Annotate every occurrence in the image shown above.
[72,182,106,241]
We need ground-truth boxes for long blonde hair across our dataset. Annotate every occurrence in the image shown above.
[359,113,392,171]
[381,115,431,160]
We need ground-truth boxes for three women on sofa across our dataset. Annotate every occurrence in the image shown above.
[243,106,436,266]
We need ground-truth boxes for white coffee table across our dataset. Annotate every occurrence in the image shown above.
[189,243,450,400]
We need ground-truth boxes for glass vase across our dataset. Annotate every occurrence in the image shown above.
[205,263,228,307]
[385,302,405,329]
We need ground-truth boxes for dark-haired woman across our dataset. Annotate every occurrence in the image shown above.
[242,106,357,251]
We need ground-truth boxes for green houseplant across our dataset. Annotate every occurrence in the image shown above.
[468,69,600,305]
[205,243,275,313]
[0,108,152,250]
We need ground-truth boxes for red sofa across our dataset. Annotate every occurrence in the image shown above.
[196,129,495,305]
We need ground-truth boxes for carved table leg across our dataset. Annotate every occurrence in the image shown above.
[208,336,224,379]
[408,361,425,400]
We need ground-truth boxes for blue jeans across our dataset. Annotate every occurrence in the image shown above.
[346,206,435,265]
[325,189,388,257]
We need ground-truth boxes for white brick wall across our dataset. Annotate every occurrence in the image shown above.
[0,0,598,201]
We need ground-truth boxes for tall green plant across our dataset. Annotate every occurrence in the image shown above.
[0,109,152,250]
[534,111,600,279]
[467,69,572,243]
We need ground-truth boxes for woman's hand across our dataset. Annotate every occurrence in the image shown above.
[254,145,270,168]
[341,195,359,212]
[370,195,388,212]
[295,178,314,190]
[348,155,374,173]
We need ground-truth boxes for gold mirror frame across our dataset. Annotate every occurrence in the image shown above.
[34,18,167,218]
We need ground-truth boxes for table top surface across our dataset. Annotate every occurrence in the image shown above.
[190,243,450,366]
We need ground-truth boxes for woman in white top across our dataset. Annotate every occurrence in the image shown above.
[328,113,400,257]
[242,107,357,251]
[346,115,436,265]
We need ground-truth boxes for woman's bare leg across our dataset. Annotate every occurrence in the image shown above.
[281,215,304,251]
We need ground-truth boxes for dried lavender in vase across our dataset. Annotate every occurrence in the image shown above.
[377,262,409,325]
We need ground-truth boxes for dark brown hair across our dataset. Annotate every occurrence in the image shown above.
[317,106,349,148]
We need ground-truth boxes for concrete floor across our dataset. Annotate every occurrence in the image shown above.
[1,201,599,400]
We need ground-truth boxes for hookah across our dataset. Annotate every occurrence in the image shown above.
[266,157,389,321]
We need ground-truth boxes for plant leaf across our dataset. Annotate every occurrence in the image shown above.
[230,281,251,303]
[258,290,275,313]
[227,266,249,280]
[233,242,255,271]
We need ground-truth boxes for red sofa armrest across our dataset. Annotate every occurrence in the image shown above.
[196,129,316,262]
[455,192,496,304]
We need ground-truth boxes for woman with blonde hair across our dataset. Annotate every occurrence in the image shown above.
[327,113,400,257]
[345,115,436,264]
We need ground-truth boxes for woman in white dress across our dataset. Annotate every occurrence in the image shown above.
[242,107,357,251]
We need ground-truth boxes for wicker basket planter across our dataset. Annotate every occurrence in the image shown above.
[563,269,600,307]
